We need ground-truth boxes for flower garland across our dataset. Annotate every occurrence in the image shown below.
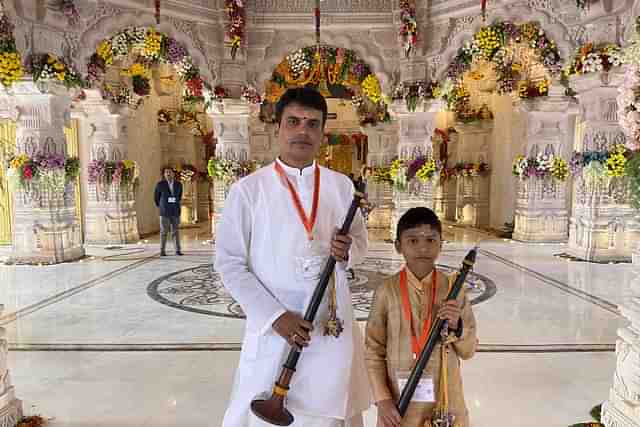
[25,53,85,89]
[7,154,80,193]
[444,162,490,179]
[241,84,262,104]
[370,166,393,184]
[173,164,203,183]
[446,21,562,84]
[391,80,439,112]
[564,43,624,77]
[265,45,390,125]
[512,153,569,181]
[88,159,138,187]
[207,157,258,184]
[0,14,24,88]
[88,27,212,108]
[569,145,631,184]
[225,0,245,60]
[399,0,418,58]
[618,19,640,151]
[518,79,549,99]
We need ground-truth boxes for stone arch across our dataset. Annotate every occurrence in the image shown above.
[77,13,214,83]
[434,9,574,81]
[255,32,391,93]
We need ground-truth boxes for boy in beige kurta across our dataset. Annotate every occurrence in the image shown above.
[365,207,478,427]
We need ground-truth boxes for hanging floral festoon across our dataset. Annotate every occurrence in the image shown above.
[0,12,24,88]
[87,26,215,109]
[155,0,161,24]
[399,0,417,58]
[225,0,245,60]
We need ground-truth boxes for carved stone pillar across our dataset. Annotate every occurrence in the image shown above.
[390,99,443,238]
[453,121,493,228]
[361,123,397,230]
[209,100,250,238]
[568,71,640,262]
[513,85,577,242]
[433,131,459,222]
[4,80,84,263]
[80,90,139,244]
[0,305,22,426]
[602,243,640,427]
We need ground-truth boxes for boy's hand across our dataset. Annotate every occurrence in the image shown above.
[376,399,401,427]
[437,300,462,327]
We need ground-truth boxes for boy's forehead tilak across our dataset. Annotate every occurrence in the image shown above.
[403,229,439,237]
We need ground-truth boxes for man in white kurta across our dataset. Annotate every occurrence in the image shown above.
[215,87,370,427]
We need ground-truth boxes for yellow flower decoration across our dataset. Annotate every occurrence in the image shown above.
[361,74,382,103]
[57,72,66,81]
[144,29,162,56]
[416,159,437,182]
[0,51,24,87]
[551,157,569,181]
[97,40,113,64]
[511,63,522,72]
[53,62,65,71]
[122,63,149,78]
[123,160,135,170]
[607,152,627,177]
[475,27,501,59]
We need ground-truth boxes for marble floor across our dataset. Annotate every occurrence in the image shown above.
[1,222,634,426]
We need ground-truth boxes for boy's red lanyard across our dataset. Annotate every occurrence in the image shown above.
[399,268,438,359]
[274,161,320,241]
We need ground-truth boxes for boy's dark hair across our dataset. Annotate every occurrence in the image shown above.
[396,207,442,241]
[275,87,328,127]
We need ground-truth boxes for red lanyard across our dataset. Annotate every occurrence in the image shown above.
[399,268,438,359]
[274,161,320,241]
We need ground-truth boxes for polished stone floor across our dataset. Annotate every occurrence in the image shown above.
[1,222,633,426]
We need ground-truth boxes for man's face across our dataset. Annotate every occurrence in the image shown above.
[277,103,325,166]
[164,169,174,181]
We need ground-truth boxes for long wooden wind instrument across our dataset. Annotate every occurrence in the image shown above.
[250,183,366,426]
[396,247,478,417]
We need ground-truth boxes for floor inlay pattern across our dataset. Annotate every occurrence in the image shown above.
[147,257,497,320]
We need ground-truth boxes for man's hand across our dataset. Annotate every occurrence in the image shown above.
[331,229,352,262]
[272,311,313,351]
[376,399,401,427]
[437,300,462,327]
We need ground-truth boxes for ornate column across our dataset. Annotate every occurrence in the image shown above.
[602,244,640,427]
[5,79,84,263]
[80,90,139,244]
[361,122,397,230]
[453,120,493,228]
[390,99,443,238]
[208,100,250,238]
[568,71,640,262]
[432,130,459,222]
[513,84,577,242]
[0,305,21,426]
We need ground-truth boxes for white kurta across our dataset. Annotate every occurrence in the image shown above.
[215,159,371,427]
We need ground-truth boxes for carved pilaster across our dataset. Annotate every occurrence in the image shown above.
[361,122,397,231]
[209,100,251,237]
[0,305,22,427]
[513,84,578,242]
[568,70,640,262]
[602,245,640,427]
[7,79,84,263]
[453,121,493,229]
[389,100,443,237]
[78,90,139,244]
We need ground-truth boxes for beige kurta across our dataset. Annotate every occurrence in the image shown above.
[365,269,478,427]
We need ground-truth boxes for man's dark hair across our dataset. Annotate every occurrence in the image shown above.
[396,207,442,241]
[275,87,328,126]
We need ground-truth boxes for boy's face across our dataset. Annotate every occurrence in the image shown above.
[395,224,442,271]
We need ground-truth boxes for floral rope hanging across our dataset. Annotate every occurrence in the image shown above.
[399,0,417,58]
[0,13,24,88]
[155,0,161,24]
[225,0,245,60]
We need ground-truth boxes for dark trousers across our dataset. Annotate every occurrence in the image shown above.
[160,216,181,253]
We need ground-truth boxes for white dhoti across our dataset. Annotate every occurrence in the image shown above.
[249,413,364,427]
